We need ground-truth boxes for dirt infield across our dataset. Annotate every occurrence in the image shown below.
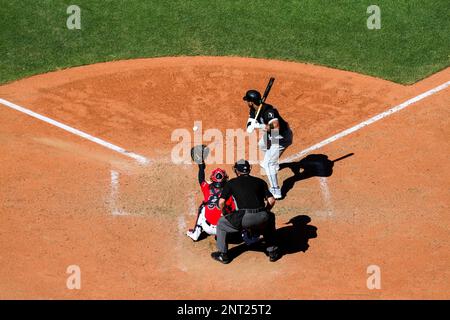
[0,57,449,299]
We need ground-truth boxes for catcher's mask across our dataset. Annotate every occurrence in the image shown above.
[233,159,251,175]
[243,90,262,105]
[210,168,228,188]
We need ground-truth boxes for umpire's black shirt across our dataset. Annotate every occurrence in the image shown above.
[220,175,273,209]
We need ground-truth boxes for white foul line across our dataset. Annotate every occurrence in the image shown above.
[281,80,450,163]
[0,98,150,165]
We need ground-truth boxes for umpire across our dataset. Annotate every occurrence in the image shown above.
[212,159,280,264]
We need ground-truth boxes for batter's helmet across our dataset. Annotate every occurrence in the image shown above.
[210,168,228,188]
[243,90,262,105]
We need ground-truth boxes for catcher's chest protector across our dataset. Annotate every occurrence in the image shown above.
[200,182,235,225]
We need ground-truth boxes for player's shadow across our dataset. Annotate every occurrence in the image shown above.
[227,215,317,261]
[276,215,317,256]
[280,153,354,199]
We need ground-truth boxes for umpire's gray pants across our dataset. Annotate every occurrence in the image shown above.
[216,210,276,254]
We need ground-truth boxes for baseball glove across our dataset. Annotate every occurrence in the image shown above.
[190,144,210,164]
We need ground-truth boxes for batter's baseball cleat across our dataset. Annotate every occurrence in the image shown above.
[211,252,230,264]
[270,187,283,199]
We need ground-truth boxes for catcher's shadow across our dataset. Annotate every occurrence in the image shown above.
[227,215,317,261]
[280,153,354,199]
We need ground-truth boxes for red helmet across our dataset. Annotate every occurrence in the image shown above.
[210,168,228,188]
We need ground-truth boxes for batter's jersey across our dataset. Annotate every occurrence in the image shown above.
[200,182,236,225]
[249,103,289,133]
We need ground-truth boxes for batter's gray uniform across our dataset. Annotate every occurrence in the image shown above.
[247,103,293,197]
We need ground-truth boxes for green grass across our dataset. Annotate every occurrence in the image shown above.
[1,0,449,84]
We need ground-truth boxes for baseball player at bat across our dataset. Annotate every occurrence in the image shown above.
[244,78,293,199]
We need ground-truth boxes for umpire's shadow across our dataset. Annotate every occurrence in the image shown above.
[280,153,354,198]
[227,215,318,261]
[276,215,317,255]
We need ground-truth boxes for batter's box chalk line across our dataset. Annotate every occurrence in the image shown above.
[109,170,128,216]
[318,177,334,217]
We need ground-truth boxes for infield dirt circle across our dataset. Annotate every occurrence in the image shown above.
[0,57,449,299]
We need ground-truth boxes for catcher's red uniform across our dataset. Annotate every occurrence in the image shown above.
[187,165,236,242]
[200,181,235,225]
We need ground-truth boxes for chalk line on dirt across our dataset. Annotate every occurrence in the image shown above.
[188,193,197,217]
[176,190,199,272]
[178,215,187,235]
[318,177,333,217]
[281,80,450,163]
[177,213,189,272]
[0,98,150,165]
[110,170,128,216]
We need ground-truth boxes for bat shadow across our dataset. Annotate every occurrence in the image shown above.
[227,214,317,262]
[279,153,354,199]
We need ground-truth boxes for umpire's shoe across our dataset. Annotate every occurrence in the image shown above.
[268,247,282,262]
[211,252,231,264]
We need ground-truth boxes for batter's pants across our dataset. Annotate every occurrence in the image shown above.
[259,128,293,188]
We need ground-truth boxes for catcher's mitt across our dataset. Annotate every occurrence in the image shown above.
[190,144,210,164]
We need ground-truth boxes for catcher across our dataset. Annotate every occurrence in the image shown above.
[186,163,235,241]
[186,145,235,241]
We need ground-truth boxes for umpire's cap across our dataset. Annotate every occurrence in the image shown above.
[243,90,262,104]
[234,159,251,174]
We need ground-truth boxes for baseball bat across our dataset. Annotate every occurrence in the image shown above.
[255,77,275,120]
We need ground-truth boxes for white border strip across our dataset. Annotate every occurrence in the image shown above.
[282,80,450,163]
[0,98,150,165]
